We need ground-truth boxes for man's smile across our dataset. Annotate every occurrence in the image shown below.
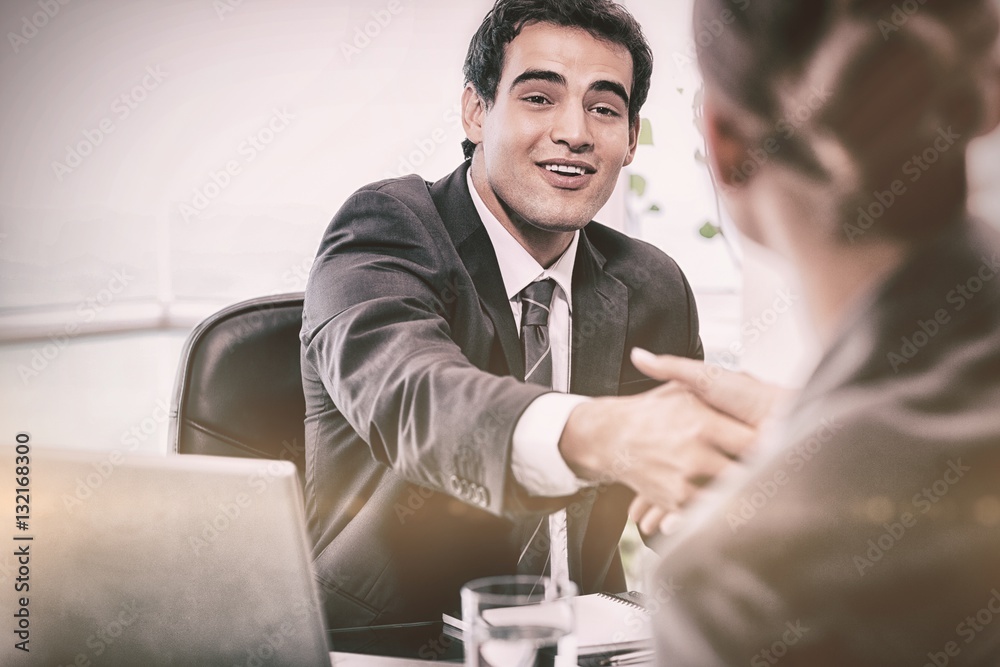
[537,158,596,189]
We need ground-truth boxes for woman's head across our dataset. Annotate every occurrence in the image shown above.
[695,0,1000,245]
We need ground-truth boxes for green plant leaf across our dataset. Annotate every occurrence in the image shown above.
[699,221,722,239]
[629,174,647,197]
[638,118,654,146]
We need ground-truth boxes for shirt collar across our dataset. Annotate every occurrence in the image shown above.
[466,169,578,309]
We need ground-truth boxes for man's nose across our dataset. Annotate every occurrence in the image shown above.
[550,104,593,152]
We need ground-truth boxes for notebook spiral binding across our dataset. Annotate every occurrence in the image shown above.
[597,591,649,611]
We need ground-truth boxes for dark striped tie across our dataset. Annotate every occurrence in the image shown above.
[516,278,556,577]
[520,279,556,388]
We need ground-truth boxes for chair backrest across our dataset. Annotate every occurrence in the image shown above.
[169,293,307,479]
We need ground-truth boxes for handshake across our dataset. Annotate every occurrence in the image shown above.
[558,348,788,536]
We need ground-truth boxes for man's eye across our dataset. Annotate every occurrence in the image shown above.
[523,95,550,105]
[592,106,621,117]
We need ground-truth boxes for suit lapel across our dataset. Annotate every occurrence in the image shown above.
[570,231,628,397]
[566,230,629,588]
[429,164,524,378]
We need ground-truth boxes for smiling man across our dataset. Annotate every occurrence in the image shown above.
[301,0,758,628]
[463,20,637,266]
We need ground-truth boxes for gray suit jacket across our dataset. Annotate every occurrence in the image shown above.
[301,162,702,628]
[655,220,1000,666]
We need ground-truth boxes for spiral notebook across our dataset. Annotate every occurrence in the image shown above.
[443,591,652,656]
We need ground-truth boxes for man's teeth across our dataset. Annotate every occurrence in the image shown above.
[544,164,586,176]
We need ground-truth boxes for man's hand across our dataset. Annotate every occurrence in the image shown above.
[630,348,787,428]
[623,348,789,535]
[558,373,757,513]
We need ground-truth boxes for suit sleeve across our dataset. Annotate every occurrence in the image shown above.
[300,187,550,517]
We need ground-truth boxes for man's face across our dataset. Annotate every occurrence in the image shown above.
[464,22,639,234]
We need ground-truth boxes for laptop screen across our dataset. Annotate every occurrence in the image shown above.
[4,448,330,667]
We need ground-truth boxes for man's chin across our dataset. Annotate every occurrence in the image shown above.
[506,197,601,234]
[528,218,591,234]
[526,206,599,233]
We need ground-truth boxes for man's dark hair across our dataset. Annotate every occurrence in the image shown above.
[461,0,653,160]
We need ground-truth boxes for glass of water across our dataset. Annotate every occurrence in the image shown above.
[461,575,577,667]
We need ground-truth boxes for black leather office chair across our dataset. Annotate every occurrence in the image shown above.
[169,293,307,481]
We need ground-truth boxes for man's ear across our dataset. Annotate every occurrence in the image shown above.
[461,83,486,147]
[622,117,640,167]
[704,94,752,188]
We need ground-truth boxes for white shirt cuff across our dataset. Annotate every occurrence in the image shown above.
[511,393,593,497]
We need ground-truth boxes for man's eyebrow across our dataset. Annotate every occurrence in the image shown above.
[590,80,630,108]
[509,69,566,91]
[509,69,630,108]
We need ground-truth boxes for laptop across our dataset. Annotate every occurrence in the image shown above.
[3,448,331,666]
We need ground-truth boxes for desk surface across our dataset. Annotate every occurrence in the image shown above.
[326,621,655,666]
[331,652,455,666]
[328,621,463,662]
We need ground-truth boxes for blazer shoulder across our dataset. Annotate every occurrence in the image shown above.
[320,173,453,245]
[341,174,438,217]
[360,173,434,196]
[311,174,457,287]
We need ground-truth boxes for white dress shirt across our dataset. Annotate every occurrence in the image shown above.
[466,170,593,585]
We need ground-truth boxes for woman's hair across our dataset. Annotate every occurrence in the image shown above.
[694,0,1000,237]
[461,0,654,160]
